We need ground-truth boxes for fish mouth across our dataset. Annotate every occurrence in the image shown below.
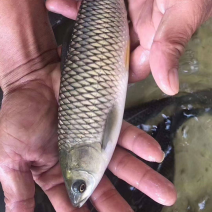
[71,197,88,208]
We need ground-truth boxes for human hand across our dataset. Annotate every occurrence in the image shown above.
[0,86,176,212]
[46,0,212,95]
[0,45,176,212]
[0,0,176,211]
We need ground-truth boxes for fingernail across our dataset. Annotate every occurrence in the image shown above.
[160,151,166,163]
[168,68,179,95]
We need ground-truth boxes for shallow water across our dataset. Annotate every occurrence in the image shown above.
[162,114,212,212]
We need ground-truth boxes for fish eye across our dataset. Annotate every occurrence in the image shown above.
[72,180,86,193]
[79,183,86,193]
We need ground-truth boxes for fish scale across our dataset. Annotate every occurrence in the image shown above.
[58,0,129,207]
[59,1,128,148]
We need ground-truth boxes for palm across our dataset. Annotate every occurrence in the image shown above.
[0,83,58,163]
[0,82,59,208]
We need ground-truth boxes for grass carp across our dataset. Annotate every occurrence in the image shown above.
[58,0,129,208]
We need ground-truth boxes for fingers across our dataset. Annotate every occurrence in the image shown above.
[119,121,164,162]
[108,147,177,206]
[0,159,35,212]
[34,162,89,212]
[150,1,212,95]
[46,0,80,20]
[129,0,212,94]
[91,176,133,212]
[129,46,151,83]
[129,23,151,82]
[129,0,156,50]
[128,0,162,83]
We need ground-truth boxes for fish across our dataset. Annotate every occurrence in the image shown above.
[58,0,129,208]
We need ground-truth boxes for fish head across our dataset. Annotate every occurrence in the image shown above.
[60,143,105,207]
[65,169,96,207]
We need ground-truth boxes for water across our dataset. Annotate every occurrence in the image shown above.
[162,114,212,212]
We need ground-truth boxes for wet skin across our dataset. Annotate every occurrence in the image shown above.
[2,0,212,211]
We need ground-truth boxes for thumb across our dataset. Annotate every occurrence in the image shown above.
[150,1,212,95]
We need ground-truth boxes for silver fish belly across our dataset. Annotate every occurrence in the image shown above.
[58,0,129,207]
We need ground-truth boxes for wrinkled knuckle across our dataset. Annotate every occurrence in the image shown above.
[192,0,212,22]
[169,39,186,58]
[115,153,131,174]
[35,177,52,191]
[166,29,192,54]
[119,124,133,145]
[5,197,35,212]
[137,168,152,190]
[125,124,135,134]
[153,40,184,59]
[189,1,205,25]
[1,49,59,94]
[93,188,117,204]
[182,0,211,26]
[43,182,63,192]
[35,172,64,192]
